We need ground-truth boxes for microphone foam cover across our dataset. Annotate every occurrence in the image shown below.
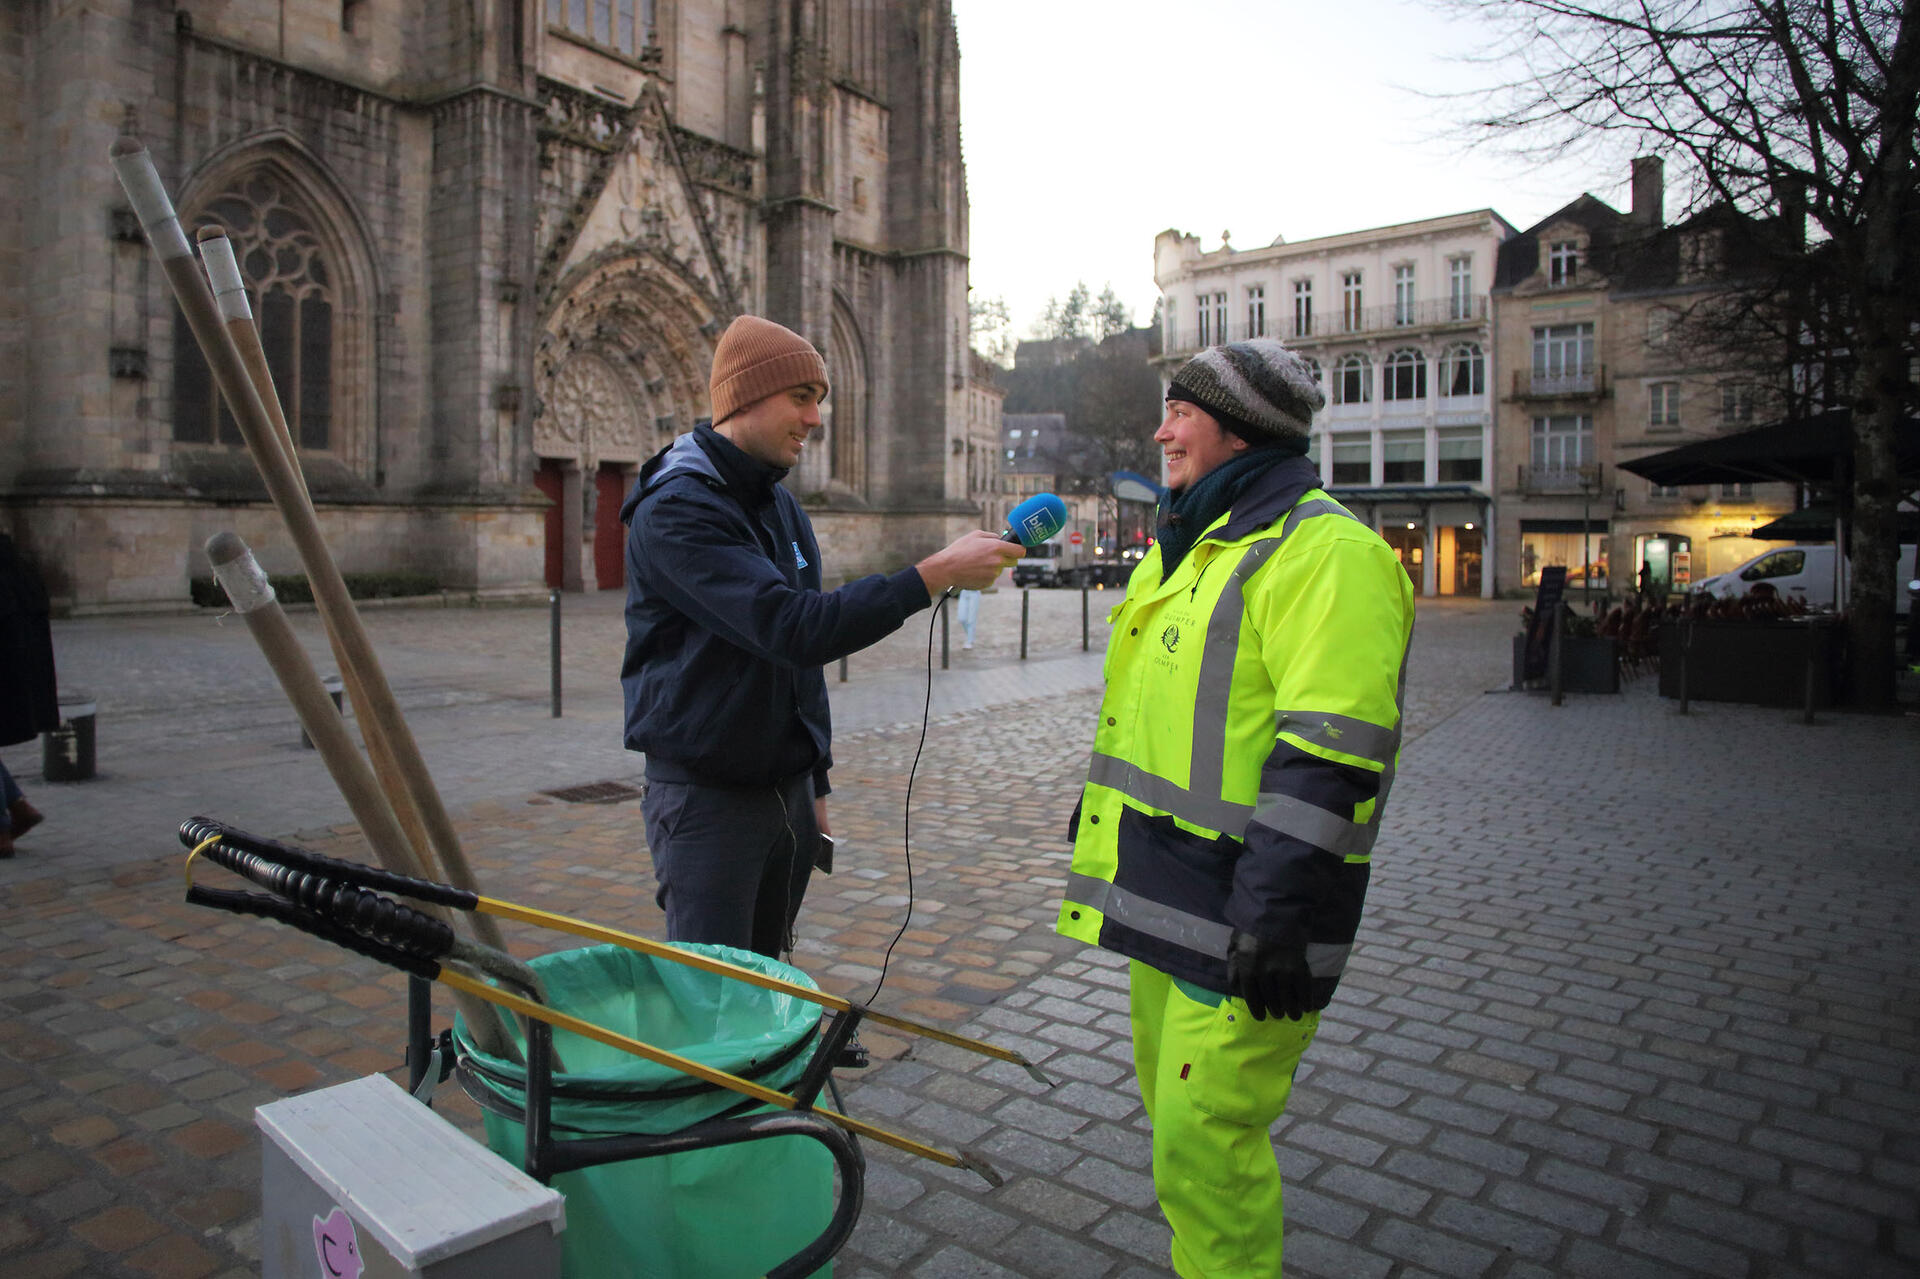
[1007,492,1068,546]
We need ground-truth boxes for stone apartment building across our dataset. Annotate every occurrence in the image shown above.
[1,0,980,610]
[1491,158,1795,600]
[961,350,1004,534]
[1154,211,1516,598]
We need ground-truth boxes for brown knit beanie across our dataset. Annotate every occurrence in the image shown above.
[709,316,830,424]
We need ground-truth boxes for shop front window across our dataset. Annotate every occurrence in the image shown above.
[1520,529,1608,589]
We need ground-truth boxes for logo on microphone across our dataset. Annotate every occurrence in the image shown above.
[1018,512,1048,543]
[1160,624,1181,652]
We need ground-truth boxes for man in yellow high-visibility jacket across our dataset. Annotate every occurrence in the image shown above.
[1059,336,1414,1277]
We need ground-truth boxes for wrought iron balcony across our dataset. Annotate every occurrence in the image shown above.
[1519,462,1606,495]
[1162,296,1488,356]
[1511,365,1609,400]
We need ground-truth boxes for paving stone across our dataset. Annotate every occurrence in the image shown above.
[987,1223,1117,1278]
[1062,1157,1157,1212]
[914,1244,1026,1277]
[910,1190,1020,1248]
[1282,1229,1393,1279]
[1429,1195,1563,1260]
[1087,1209,1171,1261]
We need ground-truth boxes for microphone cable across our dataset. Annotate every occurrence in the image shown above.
[865,587,950,1005]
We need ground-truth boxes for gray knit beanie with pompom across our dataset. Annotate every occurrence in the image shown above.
[1165,338,1325,454]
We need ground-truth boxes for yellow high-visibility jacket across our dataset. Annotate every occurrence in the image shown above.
[1058,458,1415,1005]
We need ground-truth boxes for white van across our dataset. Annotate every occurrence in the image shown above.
[1693,542,1917,614]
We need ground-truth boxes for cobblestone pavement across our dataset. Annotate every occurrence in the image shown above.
[3,592,1917,1277]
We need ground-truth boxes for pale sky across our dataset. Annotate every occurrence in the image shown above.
[951,0,1635,338]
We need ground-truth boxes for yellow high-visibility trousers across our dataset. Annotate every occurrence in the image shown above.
[1130,959,1319,1278]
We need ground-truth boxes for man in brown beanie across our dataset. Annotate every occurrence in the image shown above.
[620,315,1022,974]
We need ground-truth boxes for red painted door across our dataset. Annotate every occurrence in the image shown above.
[594,465,628,590]
[534,460,563,588]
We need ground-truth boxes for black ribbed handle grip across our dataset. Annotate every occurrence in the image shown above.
[191,836,456,960]
[178,816,479,909]
[185,885,442,980]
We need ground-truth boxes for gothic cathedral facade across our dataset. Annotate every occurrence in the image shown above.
[0,1,978,609]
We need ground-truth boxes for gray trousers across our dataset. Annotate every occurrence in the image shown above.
[641,772,819,959]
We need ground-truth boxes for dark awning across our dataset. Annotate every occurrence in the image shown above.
[1748,505,1920,541]
[1617,409,1920,488]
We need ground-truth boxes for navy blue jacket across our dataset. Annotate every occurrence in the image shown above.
[620,424,930,790]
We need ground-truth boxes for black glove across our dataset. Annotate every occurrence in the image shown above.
[1226,930,1313,1022]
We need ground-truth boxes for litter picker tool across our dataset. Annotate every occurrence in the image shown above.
[179,816,1047,1182]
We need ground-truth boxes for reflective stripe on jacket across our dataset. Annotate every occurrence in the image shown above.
[1057,469,1415,1004]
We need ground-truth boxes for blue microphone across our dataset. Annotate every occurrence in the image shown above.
[1003,492,1068,547]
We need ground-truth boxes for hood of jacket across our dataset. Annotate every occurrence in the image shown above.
[622,422,786,526]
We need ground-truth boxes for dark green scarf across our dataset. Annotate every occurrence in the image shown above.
[1156,448,1294,582]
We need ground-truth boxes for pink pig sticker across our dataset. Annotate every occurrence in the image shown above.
[312,1206,364,1279]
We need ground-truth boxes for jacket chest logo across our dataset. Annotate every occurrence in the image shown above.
[791,540,807,570]
[1160,623,1182,653]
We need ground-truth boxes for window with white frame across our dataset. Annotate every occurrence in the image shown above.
[1196,294,1212,347]
[1382,429,1425,483]
[1448,255,1473,319]
[1383,348,1426,401]
[1292,279,1313,337]
[1164,297,1176,347]
[1548,239,1580,287]
[1721,482,1754,499]
[549,0,657,55]
[1246,285,1266,339]
[1438,342,1484,397]
[1212,293,1228,346]
[1646,305,1679,350]
[1393,265,1415,325]
[1648,381,1680,428]
[1531,414,1593,472]
[1341,271,1363,332]
[1532,323,1595,378]
[1721,382,1755,424]
[1330,436,1371,485]
[1334,353,1371,404]
[1437,425,1482,482]
[1301,356,1322,386]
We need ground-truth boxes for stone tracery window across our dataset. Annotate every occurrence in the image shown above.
[172,173,333,450]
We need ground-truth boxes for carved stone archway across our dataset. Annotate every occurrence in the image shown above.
[534,249,722,589]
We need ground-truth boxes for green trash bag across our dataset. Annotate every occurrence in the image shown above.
[454,942,833,1278]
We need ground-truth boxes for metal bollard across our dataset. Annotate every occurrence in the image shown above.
[550,588,562,719]
[1021,589,1030,661]
[838,653,848,683]
[301,675,344,749]
[1802,623,1817,725]
[941,600,949,670]
[1548,623,1564,707]
[42,691,99,781]
[1082,584,1090,652]
[1677,619,1692,715]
